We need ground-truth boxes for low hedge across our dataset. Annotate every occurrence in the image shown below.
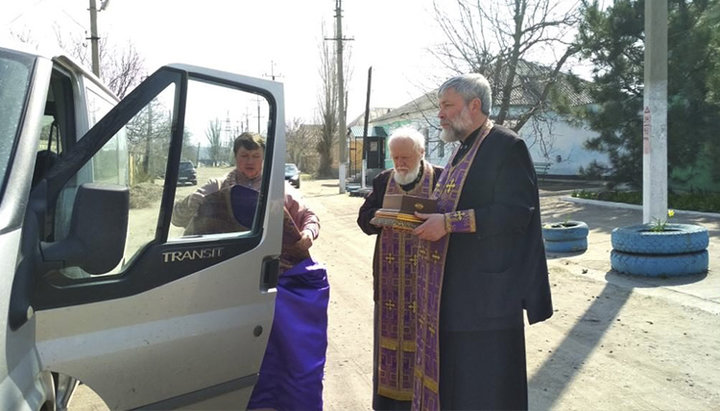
[571,190,720,213]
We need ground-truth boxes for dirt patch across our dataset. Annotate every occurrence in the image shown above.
[129,182,163,209]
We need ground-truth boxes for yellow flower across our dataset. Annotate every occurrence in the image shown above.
[650,209,675,232]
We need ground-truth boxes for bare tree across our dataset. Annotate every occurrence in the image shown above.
[316,32,339,178]
[315,25,352,178]
[124,98,172,183]
[54,27,144,98]
[205,119,223,167]
[432,0,580,132]
[286,118,319,171]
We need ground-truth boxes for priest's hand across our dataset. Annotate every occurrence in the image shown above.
[413,212,448,241]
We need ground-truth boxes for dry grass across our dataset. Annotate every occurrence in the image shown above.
[129,182,163,209]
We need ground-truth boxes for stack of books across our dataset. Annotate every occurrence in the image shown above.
[370,194,437,231]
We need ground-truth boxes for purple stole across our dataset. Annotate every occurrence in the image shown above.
[412,121,494,410]
[377,162,435,400]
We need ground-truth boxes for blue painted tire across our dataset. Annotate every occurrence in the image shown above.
[611,250,708,277]
[611,224,708,255]
[542,221,589,241]
[544,237,588,253]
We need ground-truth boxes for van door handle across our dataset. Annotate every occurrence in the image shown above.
[260,256,279,291]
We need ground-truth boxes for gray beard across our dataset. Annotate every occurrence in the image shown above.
[441,106,474,143]
[393,163,422,185]
[440,127,462,143]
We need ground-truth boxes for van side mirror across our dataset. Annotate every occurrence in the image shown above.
[41,184,129,274]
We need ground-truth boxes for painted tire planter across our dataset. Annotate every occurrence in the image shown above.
[611,224,709,254]
[542,221,589,253]
[611,223,709,277]
[545,237,588,253]
[611,250,709,277]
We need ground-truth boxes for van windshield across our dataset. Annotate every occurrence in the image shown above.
[0,49,34,195]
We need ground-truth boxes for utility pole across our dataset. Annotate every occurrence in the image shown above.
[88,0,100,76]
[87,0,109,77]
[361,66,373,189]
[643,0,668,224]
[335,0,348,194]
[264,60,282,81]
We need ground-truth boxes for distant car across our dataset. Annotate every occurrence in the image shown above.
[178,160,197,185]
[285,163,300,188]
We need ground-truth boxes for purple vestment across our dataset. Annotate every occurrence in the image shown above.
[412,121,494,410]
[377,163,436,401]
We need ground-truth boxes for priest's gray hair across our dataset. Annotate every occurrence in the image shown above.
[387,126,426,156]
[438,73,492,116]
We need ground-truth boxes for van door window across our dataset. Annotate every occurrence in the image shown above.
[168,80,270,240]
[53,84,175,278]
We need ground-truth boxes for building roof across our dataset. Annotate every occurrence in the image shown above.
[370,60,593,125]
[348,125,388,138]
[347,107,395,128]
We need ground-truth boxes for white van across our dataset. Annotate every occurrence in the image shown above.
[0,44,284,409]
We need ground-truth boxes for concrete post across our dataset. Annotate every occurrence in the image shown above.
[643,0,668,224]
[88,0,100,77]
[336,0,347,194]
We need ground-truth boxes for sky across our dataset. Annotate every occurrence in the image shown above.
[4,0,454,124]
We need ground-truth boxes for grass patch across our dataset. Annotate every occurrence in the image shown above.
[572,190,720,213]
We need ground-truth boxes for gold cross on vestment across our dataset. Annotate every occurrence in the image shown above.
[385,300,396,311]
[408,300,417,313]
[409,255,418,266]
[385,254,395,264]
[445,179,456,194]
[453,211,464,221]
[431,251,441,263]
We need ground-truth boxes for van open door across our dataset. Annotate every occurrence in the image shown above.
[9,64,285,409]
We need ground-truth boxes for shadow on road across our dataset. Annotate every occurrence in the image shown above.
[529,279,630,408]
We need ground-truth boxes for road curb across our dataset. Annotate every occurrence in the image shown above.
[561,196,720,219]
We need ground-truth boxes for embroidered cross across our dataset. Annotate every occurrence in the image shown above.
[453,211,464,221]
[445,179,456,194]
[408,300,417,313]
[385,300,396,311]
[431,251,441,263]
[409,255,418,266]
[385,254,395,264]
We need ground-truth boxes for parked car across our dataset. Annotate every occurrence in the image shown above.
[285,163,300,188]
[178,160,197,185]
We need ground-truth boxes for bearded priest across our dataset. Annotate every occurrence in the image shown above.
[357,126,444,410]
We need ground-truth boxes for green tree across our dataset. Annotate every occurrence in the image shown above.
[573,0,720,187]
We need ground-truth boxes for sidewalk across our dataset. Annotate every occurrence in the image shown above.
[539,188,720,314]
